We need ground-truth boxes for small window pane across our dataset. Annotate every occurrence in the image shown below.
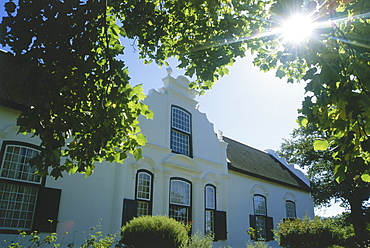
[169,205,189,223]
[171,130,190,155]
[254,195,266,215]
[137,201,149,217]
[137,172,151,200]
[205,186,215,209]
[172,107,191,134]
[205,210,214,233]
[255,216,267,240]
[0,182,38,230]
[170,180,190,206]
[0,145,40,184]
[286,201,296,219]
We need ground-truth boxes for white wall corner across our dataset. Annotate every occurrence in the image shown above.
[265,149,310,186]
[0,132,7,139]
[162,72,198,100]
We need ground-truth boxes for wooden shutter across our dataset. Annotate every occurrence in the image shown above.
[266,216,274,241]
[122,199,137,226]
[249,215,256,240]
[33,187,61,232]
[214,211,227,241]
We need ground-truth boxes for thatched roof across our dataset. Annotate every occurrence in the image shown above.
[224,136,311,192]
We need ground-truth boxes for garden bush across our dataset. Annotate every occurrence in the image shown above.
[246,240,271,248]
[120,215,189,248]
[274,216,353,248]
[187,230,214,248]
[4,226,119,248]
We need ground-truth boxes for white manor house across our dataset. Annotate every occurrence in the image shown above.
[0,52,314,247]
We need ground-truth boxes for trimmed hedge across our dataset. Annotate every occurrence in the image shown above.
[275,216,353,248]
[120,215,189,248]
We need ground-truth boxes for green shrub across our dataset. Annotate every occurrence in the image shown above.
[120,215,189,248]
[246,240,271,248]
[274,216,353,248]
[187,230,214,248]
[4,226,119,248]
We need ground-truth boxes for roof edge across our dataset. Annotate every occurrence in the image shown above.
[228,163,312,192]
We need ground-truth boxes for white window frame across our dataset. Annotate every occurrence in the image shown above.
[253,195,267,240]
[205,185,216,234]
[285,200,296,219]
[0,143,41,231]
[171,106,191,156]
[169,179,191,223]
[135,170,152,217]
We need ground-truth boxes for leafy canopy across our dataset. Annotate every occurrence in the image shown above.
[0,0,270,178]
[247,0,370,183]
[278,125,370,239]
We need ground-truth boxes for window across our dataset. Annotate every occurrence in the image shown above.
[204,184,227,241]
[136,170,153,216]
[253,195,267,239]
[169,179,191,223]
[250,195,273,241]
[205,185,215,234]
[0,141,61,232]
[171,106,191,156]
[285,200,296,219]
[122,170,153,225]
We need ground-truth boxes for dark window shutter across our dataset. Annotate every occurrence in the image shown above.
[33,187,61,232]
[214,211,227,241]
[122,199,137,226]
[249,215,256,240]
[266,216,274,241]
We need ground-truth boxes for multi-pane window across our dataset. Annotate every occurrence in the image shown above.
[1,145,40,183]
[171,106,191,156]
[285,200,296,219]
[0,183,38,230]
[169,179,191,223]
[253,195,267,240]
[205,185,216,234]
[0,144,40,230]
[136,171,152,216]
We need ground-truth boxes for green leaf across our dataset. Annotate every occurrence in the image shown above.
[334,164,346,183]
[302,67,317,81]
[133,148,143,160]
[132,84,146,100]
[361,172,370,182]
[314,139,329,151]
[361,139,370,152]
[69,165,79,174]
[296,116,308,127]
[275,69,285,79]
[136,133,147,146]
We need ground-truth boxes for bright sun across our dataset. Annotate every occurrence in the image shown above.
[281,14,315,42]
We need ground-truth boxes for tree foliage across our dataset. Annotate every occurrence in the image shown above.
[0,0,270,178]
[278,125,342,208]
[278,125,370,240]
[275,215,355,248]
[247,0,370,185]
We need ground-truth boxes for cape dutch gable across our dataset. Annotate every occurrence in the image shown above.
[0,51,314,247]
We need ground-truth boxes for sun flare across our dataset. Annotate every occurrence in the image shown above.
[281,14,315,42]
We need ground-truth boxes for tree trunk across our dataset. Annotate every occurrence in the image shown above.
[347,191,368,242]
